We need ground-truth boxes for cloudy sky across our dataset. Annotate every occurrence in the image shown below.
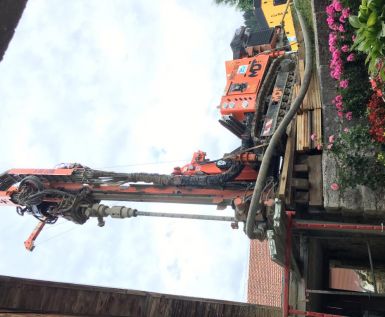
[0,0,252,301]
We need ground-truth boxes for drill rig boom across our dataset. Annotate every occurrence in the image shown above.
[1,9,299,250]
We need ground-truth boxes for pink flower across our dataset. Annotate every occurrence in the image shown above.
[311,133,317,141]
[337,111,344,118]
[335,95,343,103]
[339,15,346,24]
[336,102,344,111]
[341,45,349,52]
[329,33,337,47]
[347,53,355,62]
[316,143,323,150]
[339,79,349,89]
[327,143,333,149]
[341,8,350,19]
[352,34,356,41]
[345,111,352,120]
[333,1,343,12]
[330,183,340,191]
[326,4,335,16]
[329,135,335,143]
[331,68,342,80]
[332,49,341,60]
[343,127,349,133]
[338,24,346,33]
[327,16,335,28]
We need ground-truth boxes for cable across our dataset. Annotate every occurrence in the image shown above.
[95,159,189,170]
[245,0,313,239]
[34,225,79,247]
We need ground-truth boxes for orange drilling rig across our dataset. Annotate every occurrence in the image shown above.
[0,16,302,251]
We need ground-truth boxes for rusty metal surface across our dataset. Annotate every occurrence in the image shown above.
[0,0,28,62]
[0,275,281,317]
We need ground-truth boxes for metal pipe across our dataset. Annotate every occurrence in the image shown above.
[293,220,385,235]
[86,203,236,222]
[245,0,313,238]
[283,211,294,317]
[135,211,235,222]
[289,309,347,317]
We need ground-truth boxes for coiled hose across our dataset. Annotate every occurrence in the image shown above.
[245,0,313,239]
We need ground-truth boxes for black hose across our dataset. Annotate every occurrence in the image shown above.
[89,161,244,188]
[245,0,313,239]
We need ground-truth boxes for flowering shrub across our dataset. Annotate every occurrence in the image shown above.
[329,124,385,189]
[327,0,371,118]
[326,0,385,189]
[368,94,385,143]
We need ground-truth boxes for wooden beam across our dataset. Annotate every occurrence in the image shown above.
[308,155,323,207]
[279,121,296,205]
[294,164,309,173]
[292,178,309,190]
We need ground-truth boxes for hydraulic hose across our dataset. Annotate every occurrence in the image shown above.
[245,0,313,239]
[89,161,243,187]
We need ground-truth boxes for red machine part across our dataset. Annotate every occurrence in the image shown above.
[289,310,346,317]
[7,168,74,176]
[0,187,18,206]
[24,221,46,252]
[2,166,257,251]
[293,221,385,234]
[172,151,258,181]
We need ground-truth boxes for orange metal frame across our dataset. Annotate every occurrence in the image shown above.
[173,151,258,181]
[1,167,255,206]
[220,54,270,121]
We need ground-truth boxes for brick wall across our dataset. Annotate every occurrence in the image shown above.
[247,240,283,307]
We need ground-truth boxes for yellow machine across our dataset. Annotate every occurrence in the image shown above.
[254,0,298,51]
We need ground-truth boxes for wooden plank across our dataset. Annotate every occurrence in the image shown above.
[311,110,315,149]
[307,111,310,149]
[292,178,309,190]
[307,75,314,110]
[300,113,304,151]
[298,60,306,111]
[294,191,309,204]
[308,155,323,206]
[278,120,296,204]
[294,164,309,173]
[313,73,322,110]
[303,111,309,151]
[316,108,322,145]
[296,114,302,151]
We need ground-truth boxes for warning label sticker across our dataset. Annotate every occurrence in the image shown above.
[237,65,248,74]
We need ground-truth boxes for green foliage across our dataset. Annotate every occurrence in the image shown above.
[349,0,385,81]
[295,0,313,31]
[213,0,253,11]
[339,56,372,116]
[341,0,360,12]
[330,124,385,189]
[243,10,259,30]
